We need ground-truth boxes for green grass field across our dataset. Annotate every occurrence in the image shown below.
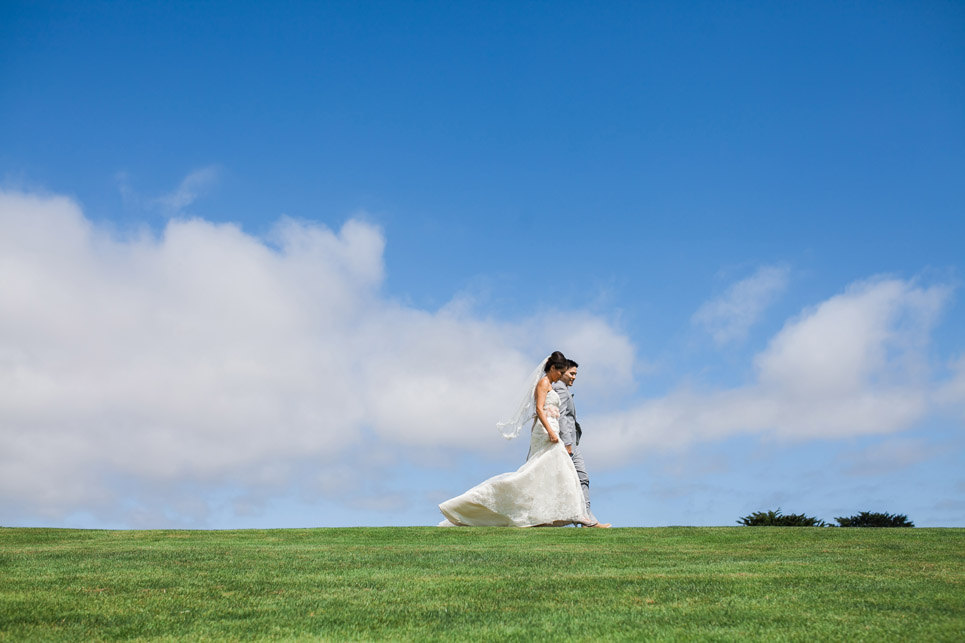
[1,526,963,641]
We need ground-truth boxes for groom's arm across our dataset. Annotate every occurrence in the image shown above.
[553,383,577,448]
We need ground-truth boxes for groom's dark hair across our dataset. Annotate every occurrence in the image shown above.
[566,359,579,369]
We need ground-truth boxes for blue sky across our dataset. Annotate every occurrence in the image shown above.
[1,1,964,529]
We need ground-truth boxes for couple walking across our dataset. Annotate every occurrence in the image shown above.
[439,351,610,528]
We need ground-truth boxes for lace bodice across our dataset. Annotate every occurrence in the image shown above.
[542,388,561,422]
[533,388,561,437]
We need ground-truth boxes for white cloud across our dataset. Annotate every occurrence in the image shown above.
[587,277,956,467]
[156,165,221,213]
[2,188,961,526]
[934,355,965,420]
[0,189,634,521]
[693,265,790,345]
[840,438,945,476]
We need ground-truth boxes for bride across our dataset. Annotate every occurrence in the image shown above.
[439,351,594,527]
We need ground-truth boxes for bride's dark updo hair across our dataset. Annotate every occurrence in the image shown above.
[544,351,568,373]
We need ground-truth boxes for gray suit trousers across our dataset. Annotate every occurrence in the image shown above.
[569,445,597,525]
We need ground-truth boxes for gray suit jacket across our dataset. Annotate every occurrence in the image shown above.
[552,381,582,447]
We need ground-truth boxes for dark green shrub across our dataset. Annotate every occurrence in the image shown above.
[737,508,828,527]
[834,511,914,528]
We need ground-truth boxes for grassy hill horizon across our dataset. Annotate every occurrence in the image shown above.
[1,526,963,640]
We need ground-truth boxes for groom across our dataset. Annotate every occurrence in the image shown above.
[554,359,611,528]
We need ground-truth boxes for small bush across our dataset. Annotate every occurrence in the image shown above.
[835,511,914,528]
[737,508,827,527]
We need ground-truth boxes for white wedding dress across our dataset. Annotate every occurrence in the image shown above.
[439,388,590,527]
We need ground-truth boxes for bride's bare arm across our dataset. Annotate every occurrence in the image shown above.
[534,378,559,443]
